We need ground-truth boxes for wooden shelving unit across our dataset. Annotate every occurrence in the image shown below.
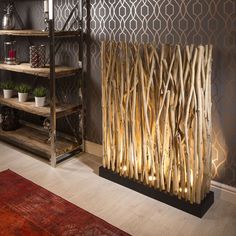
[0,63,80,78]
[0,1,84,166]
[0,96,81,118]
[0,29,80,37]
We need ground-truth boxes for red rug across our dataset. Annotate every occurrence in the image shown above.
[0,169,130,236]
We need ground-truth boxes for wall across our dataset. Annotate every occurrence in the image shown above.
[0,0,235,187]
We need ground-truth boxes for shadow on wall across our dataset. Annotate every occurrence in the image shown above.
[211,38,236,187]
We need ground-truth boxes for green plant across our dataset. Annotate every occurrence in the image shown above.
[16,83,31,93]
[0,81,14,90]
[33,86,47,97]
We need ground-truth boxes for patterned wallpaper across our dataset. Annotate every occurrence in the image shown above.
[0,0,235,187]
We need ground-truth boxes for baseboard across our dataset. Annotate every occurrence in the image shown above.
[84,140,103,157]
[85,140,236,205]
[211,181,236,205]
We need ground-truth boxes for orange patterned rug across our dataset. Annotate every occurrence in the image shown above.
[0,169,130,236]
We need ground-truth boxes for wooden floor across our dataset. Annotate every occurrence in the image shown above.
[0,141,235,236]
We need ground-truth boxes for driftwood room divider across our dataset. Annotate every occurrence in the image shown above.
[100,41,214,217]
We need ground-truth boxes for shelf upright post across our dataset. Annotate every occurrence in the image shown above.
[79,0,85,152]
[48,0,57,167]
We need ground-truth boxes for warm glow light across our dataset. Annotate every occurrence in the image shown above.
[122,166,127,171]
[179,187,188,193]
[148,176,156,181]
[190,170,193,186]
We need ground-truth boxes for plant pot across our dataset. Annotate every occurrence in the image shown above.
[18,92,28,102]
[3,89,13,99]
[35,96,46,107]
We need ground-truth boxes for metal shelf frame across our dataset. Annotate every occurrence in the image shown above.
[0,0,85,167]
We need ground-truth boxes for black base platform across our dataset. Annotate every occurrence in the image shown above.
[99,166,214,218]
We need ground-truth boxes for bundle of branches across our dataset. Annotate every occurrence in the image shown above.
[101,41,213,204]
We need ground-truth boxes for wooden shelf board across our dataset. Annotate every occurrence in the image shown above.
[0,63,79,78]
[0,125,78,158]
[0,96,81,118]
[0,30,80,37]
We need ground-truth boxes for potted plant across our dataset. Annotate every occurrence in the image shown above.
[0,81,15,99]
[33,86,47,107]
[16,83,31,102]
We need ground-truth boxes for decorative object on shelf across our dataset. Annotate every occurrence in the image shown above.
[43,0,49,31]
[29,45,46,68]
[33,86,47,107]
[16,83,31,102]
[43,117,51,143]
[4,41,17,65]
[2,3,15,30]
[48,0,53,20]
[1,106,20,131]
[100,41,214,217]
[0,81,15,99]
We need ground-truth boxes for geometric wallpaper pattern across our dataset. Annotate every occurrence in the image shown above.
[0,0,236,187]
